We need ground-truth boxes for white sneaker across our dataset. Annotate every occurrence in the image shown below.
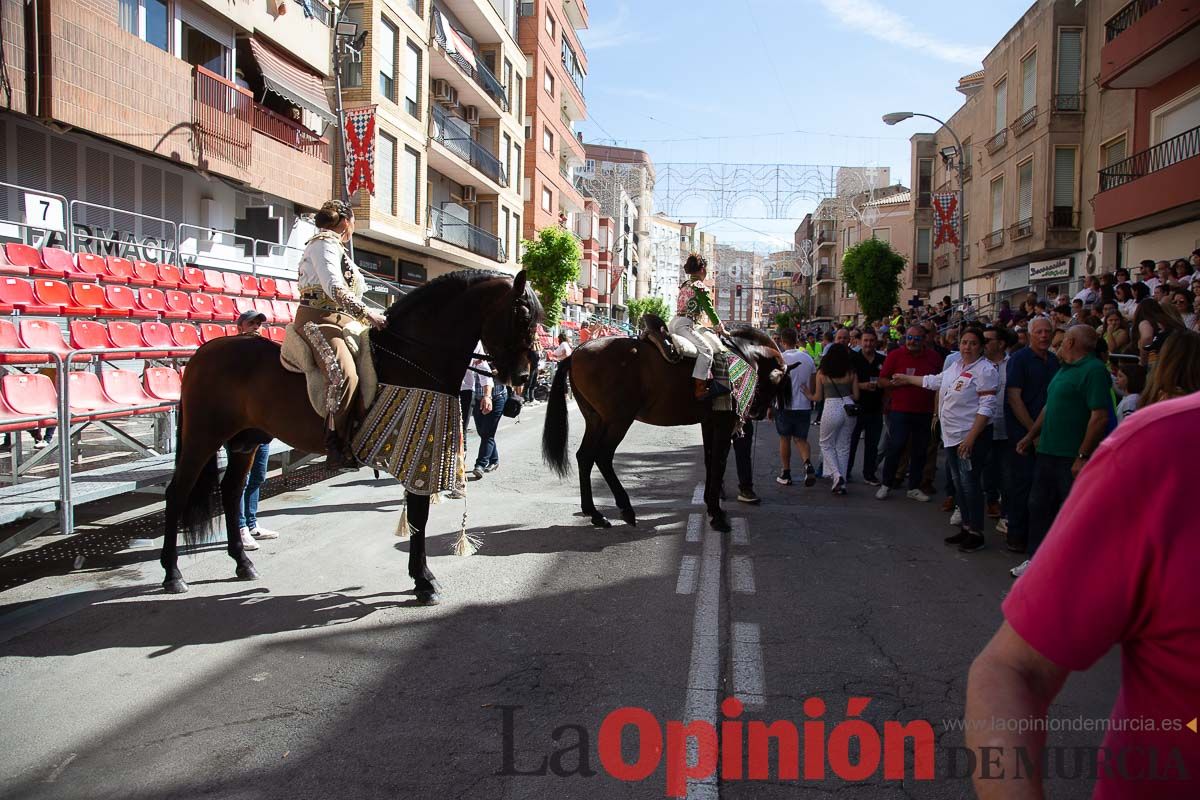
[995,518,1008,534]
[906,488,931,502]
[239,527,259,551]
[1010,559,1030,578]
[251,526,279,540]
[875,485,890,500]
[949,508,962,527]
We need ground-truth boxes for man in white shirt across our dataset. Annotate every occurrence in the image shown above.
[1073,276,1100,307]
[774,328,817,487]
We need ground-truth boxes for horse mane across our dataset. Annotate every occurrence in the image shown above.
[384,269,510,323]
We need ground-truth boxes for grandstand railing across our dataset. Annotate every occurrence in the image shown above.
[70,199,179,264]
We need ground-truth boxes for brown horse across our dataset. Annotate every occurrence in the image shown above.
[163,269,540,603]
[541,326,787,531]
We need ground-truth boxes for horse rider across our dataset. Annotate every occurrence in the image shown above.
[669,253,730,401]
[294,200,388,468]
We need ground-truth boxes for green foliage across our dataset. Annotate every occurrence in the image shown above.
[520,227,581,326]
[774,311,803,331]
[839,238,906,322]
[626,296,672,328]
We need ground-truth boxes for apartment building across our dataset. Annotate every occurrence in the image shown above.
[1,0,335,270]
[581,143,655,299]
[831,185,914,321]
[647,212,684,311]
[792,214,815,319]
[517,0,588,248]
[810,199,840,320]
[339,0,527,287]
[713,245,763,327]
[1092,0,1200,261]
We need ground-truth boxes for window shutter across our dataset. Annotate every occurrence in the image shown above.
[376,133,396,215]
[1057,30,1081,96]
[991,178,1004,232]
[994,81,1007,133]
[1104,138,1126,167]
[1018,161,1033,222]
[1022,53,1036,113]
[1053,148,1076,209]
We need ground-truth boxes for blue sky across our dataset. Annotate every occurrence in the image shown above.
[577,0,1033,249]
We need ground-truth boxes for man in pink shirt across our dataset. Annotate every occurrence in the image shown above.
[965,391,1200,798]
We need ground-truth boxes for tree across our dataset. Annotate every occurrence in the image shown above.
[839,237,906,322]
[626,296,672,328]
[773,310,803,331]
[520,227,581,327]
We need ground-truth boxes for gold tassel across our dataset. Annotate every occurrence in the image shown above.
[451,503,479,556]
[395,503,410,539]
[430,491,442,505]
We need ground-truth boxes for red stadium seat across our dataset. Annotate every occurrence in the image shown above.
[3,243,40,272]
[18,319,73,359]
[0,318,44,365]
[266,326,286,343]
[69,319,116,356]
[66,282,109,316]
[258,276,278,298]
[198,322,227,343]
[163,290,191,319]
[0,277,60,314]
[102,370,169,411]
[2,373,59,420]
[252,298,275,323]
[222,271,244,296]
[103,256,135,284]
[210,293,238,321]
[74,252,108,281]
[233,296,256,316]
[136,287,168,317]
[0,245,31,276]
[67,371,132,419]
[104,285,155,318]
[169,322,202,355]
[276,279,297,300]
[180,266,205,291]
[143,367,182,401]
[109,320,165,359]
[139,322,175,358]
[0,387,50,432]
[31,279,72,312]
[36,247,75,278]
[129,260,158,286]
[155,263,183,288]
[189,293,215,321]
[201,269,226,294]
[239,273,259,297]
[225,324,239,337]
[270,299,294,324]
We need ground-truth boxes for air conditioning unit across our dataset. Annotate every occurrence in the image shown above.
[461,186,478,204]
[433,79,456,106]
[1084,228,1108,275]
[463,105,479,124]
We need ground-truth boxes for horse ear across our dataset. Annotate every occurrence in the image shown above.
[512,270,528,298]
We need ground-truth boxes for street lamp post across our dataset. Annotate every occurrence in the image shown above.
[883,111,967,304]
[332,4,368,204]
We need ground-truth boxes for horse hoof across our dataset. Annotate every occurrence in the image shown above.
[620,509,637,526]
[236,564,259,581]
[415,590,441,605]
[591,514,613,529]
[163,579,189,594]
[710,514,732,533]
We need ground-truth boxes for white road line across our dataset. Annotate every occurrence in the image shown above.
[684,518,723,799]
[691,482,705,505]
[686,513,702,543]
[730,555,756,594]
[732,621,766,707]
[676,555,699,595]
[731,517,748,545]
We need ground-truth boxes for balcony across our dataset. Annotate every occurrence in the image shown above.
[1012,106,1037,137]
[1101,0,1200,89]
[985,229,1005,249]
[1010,217,1034,240]
[934,253,949,270]
[561,40,586,102]
[1095,125,1200,231]
[431,8,510,113]
[1053,94,1084,113]
[1048,208,1080,230]
[583,286,598,303]
[252,104,329,163]
[562,0,588,29]
[428,206,505,262]
[430,105,507,186]
[985,128,1008,155]
[193,67,254,169]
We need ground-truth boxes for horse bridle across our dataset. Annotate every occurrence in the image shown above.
[370,329,496,392]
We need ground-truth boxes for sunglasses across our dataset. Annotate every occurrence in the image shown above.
[905,335,922,341]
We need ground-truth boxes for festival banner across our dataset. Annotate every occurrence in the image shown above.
[344,107,377,196]
[932,192,960,247]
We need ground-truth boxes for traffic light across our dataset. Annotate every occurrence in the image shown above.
[736,285,743,298]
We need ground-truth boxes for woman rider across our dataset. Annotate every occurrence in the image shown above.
[669,253,729,400]
[295,200,388,467]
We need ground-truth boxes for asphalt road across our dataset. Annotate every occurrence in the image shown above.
[0,402,1121,799]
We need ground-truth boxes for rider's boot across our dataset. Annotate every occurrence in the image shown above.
[324,428,359,472]
[696,378,732,402]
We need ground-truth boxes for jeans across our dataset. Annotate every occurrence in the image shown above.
[944,428,992,533]
[1005,447,1038,548]
[1027,454,1076,558]
[473,385,506,469]
[847,412,883,481]
[733,420,755,490]
[238,443,270,531]
[881,412,932,490]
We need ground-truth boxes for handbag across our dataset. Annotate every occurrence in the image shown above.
[502,393,523,418]
[830,378,860,417]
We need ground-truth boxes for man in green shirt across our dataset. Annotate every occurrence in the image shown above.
[1015,325,1114,565]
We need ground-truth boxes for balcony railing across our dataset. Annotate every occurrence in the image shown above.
[1013,106,1037,136]
[933,253,949,270]
[1099,125,1200,191]
[252,104,330,163]
[431,106,507,185]
[1053,93,1084,113]
[192,66,253,169]
[431,9,510,112]
[428,205,505,262]
[985,128,1008,155]
[1105,0,1162,42]
[1049,208,1080,229]
[1010,217,1034,240]
[985,229,1005,249]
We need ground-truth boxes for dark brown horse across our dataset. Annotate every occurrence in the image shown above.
[541,326,787,531]
[163,270,540,603]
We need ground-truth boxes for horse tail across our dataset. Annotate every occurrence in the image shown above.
[542,356,572,477]
[171,394,221,549]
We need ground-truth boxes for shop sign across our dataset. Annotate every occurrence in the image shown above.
[1029,257,1073,282]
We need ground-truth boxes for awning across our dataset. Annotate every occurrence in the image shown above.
[249,37,336,124]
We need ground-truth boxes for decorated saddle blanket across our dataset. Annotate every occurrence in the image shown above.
[351,385,464,496]
[279,322,377,418]
[712,353,758,418]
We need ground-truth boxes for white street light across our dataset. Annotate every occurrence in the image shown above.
[881,112,914,126]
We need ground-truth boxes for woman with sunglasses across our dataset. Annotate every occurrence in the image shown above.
[1172,289,1196,330]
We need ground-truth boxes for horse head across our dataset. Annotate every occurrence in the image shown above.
[480,270,543,387]
[728,326,788,420]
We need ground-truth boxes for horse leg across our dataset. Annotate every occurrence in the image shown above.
[594,421,636,526]
[576,418,610,529]
[221,450,259,581]
[161,450,213,594]
[405,492,440,604]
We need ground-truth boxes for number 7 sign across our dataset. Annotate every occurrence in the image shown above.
[23,193,66,234]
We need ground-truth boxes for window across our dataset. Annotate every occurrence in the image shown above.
[514,213,521,253]
[994,78,1007,134]
[544,69,554,96]
[1053,147,1077,221]
[377,132,397,215]
[503,58,514,111]
[514,143,522,187]
[541,186,552,212]
[1056,28,1082,110]
[340,5,364,87]
[1020,50,1036,114]
[543,126,554,154]
[990,176,1005,240]
[404,41,421,117]
[515,73,524,120]
[378,17,398,102]
[545,12,555,37]
[408,0,420,12]
[401,146,420,224]
[1151,87,1200,146]
[872,228,891,244]
[917,158,933,207]
[916,228,931,271]
[119,0,170,52]
[961,216,969,257]
[1016,159,1033,235]
[501,207,511,259]
[181,22,229,77]
[502,132,512,184]
[1101,135,1126,168]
